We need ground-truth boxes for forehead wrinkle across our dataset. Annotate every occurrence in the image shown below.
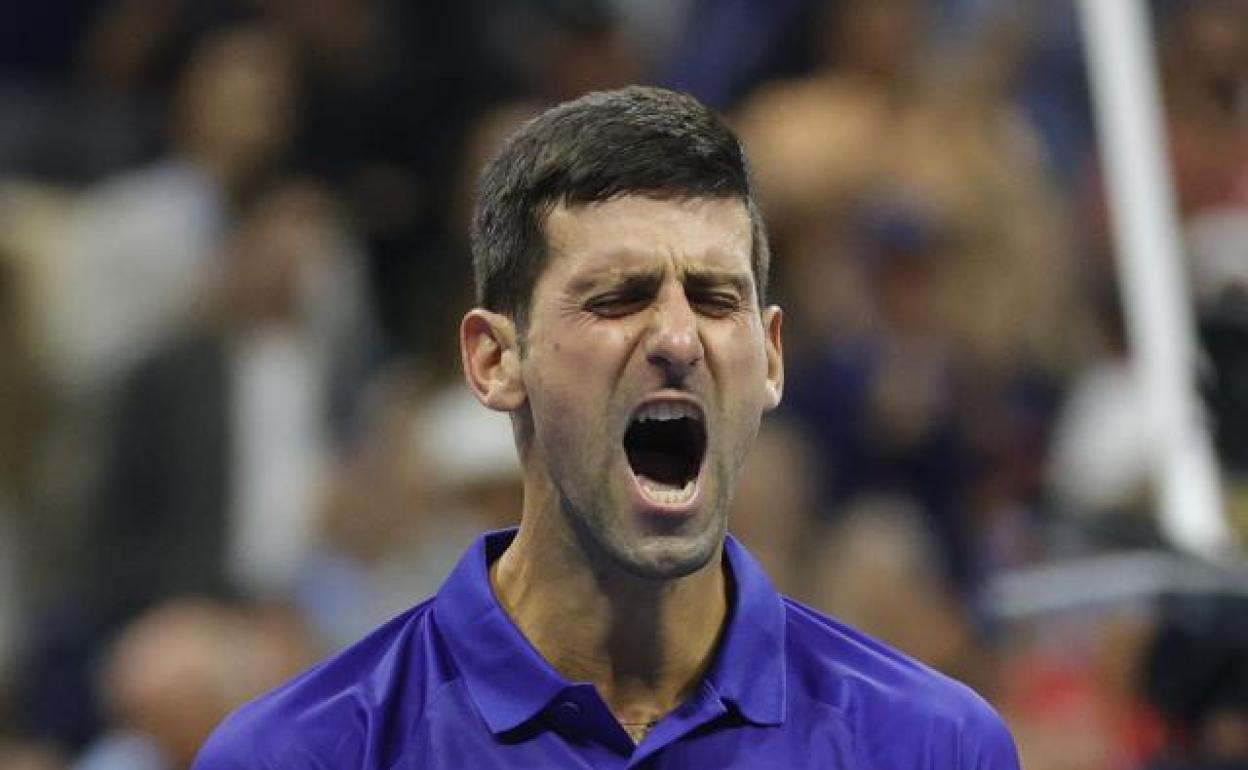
[574,243,746,279]
[542,196,753,294]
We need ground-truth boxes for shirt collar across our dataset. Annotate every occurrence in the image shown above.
[708,534,788,726]
[433,529,788,735]
[434,529,568,734]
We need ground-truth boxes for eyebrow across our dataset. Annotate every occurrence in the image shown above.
[568,267,664,296]
[682,268,754,298]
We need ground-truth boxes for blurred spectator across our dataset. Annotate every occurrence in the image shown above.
[1000,608,1165,770]
[1141,593,1248,769]
[1157,0,1246,219]
[1188,209,1248,313]
[49,19,297,398]
[806,495,982,685]
[738,0,1077,590]
[781,197,981,587]
[86,176,375,628]
[660,0,817,110]
[735,0,927,245]
[413,384,523,531]
[0,249,53,498]
[0,513,16,708]
[1046,284,1157,539]
[295,375,517,649]
[79,1,261,100]
[0,1,152,182]
[265,1,511,356]
[1047,357,1152,527]
[1013,3,1097,186]
[0,3,105,80]
[486,0,642,105]
[604,0,699,76]
[729,416,825,599]
[1189,206,1248,513]
[888,8,1077,375]
[0,741,66,770]
[72,599,314,770]
[0,247,55,727]
[1200,302,1248,532]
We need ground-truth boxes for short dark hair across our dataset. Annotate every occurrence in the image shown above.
[470,86,771,329]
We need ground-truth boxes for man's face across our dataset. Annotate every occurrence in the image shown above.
[517,195,783,579]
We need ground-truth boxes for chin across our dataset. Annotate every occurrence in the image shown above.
[559,480,728,582]
[609,522,725,581]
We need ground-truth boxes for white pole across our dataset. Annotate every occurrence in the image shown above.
[1075,0,1234,558]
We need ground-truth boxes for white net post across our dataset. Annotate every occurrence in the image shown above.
[1075,0,1234,558]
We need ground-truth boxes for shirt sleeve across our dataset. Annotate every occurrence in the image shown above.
[191,736,252,770]
[191,709,362,770]
[190,712,284,770]
[962,702,1023,770]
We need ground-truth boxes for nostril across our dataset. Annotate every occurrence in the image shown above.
[645,333,703,371]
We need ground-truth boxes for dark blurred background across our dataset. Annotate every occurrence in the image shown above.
[0,1,1244,768]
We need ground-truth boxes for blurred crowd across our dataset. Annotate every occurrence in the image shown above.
[0,0,1244,768]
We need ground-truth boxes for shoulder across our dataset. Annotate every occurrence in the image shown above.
[781,599,1019,768]
[193,598,455,770]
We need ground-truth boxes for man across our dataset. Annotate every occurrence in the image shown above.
[193,86,1020,768]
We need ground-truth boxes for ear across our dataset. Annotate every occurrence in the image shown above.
[460,309,526,412]
[762,305,784,411]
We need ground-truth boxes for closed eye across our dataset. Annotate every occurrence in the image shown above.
[689,290,743,317]
[683,270,753,317]
[582,273,663,318]
[584,291,651,318]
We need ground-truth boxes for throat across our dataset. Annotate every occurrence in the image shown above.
[490,521,731,729]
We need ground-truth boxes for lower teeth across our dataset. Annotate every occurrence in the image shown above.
[641,478,696,504]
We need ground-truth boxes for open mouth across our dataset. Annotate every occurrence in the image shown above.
[623,401,707,506]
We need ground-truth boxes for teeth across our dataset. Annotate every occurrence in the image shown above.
[639,477,696,505]
[635,402,700,423]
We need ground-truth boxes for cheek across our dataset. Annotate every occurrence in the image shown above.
[531,324,639,391]
[523,335,621,439]
[709,323,769,384]
[524,376,582,472]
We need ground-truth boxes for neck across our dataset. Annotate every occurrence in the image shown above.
[490,509,729,729]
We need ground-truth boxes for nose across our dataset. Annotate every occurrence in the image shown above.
[644,285,704,381]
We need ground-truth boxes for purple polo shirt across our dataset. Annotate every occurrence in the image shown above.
[193,530,1020,768]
